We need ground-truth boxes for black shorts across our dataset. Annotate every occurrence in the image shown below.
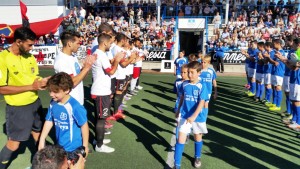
[111,78,116,94]
[116,79,126,91]
[95,95,111,119]
[126,75,132,82]
[6,98,43,141]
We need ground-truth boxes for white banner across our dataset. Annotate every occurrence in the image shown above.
[178,18,205,29]
[31,46,57,66]
[32,45,87,66]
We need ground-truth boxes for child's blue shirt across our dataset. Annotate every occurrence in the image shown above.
[46,96,87,152]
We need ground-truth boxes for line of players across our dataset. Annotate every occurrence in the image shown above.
[242,36,300,133]
[172,54,217,168]
[89,24,147,153]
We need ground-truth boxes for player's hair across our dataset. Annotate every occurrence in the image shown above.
[273,38,281,45]
[180,50,185,54]
[97,33,111,45]
[115,33,127,43]
[181,64,188,70]
[286,35,296,42]
[265,41,272,47]
[187,61,201,72]
[251,40,257,44]
[203,55,211,62]
[13,27,37,42]
[98,22,114,34]
[60,31,81,47]
[257,41,265,47]
[293,37,300,45]
[47,72,74,93]
[32,145,67,169]
[188,54,197,62]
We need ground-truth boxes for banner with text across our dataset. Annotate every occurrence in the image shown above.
[211,51,246,64]
[32,45,87,65]
[144,50,171,61]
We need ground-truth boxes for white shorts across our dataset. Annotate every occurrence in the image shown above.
[248,68,256,78]
[271,75,283,86]
[289,83,300,101]
[256,73,264,84]
[245,63,249,73]
[176,75,182,79]
[264,73,271,85]
[283,76,290,92]
[178,118,208,134]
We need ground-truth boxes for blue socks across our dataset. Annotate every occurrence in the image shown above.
[194,141,203,158]
[273,90,277,105]
[265,88,272,102]
[174,143,185,167]
[296,105,300,124]
[255,83,261,98]
[251,82,256,94]
[292,104,297,122]
[276,90,282,107]
[286,95,291,114]
[260,84,264,100]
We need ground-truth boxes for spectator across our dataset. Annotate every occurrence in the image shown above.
[79,6,86,25]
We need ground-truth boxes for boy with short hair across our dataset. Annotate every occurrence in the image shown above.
[38,72,89,158]
[200,55,218,101]
[265,39,286,111]
[262,42,275,105]
[174,61,209,169]
[255,42,265,102]
[174,50,188,79]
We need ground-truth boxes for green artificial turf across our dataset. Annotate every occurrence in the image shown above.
[0,69,299,169]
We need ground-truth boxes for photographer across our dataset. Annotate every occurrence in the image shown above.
[32,145,85,169]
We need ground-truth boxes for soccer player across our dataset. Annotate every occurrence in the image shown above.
[200,55,218,101]
[275,37,300,131]
[0,27,49,169]
[54,31,97,105]
[242,40,259,97]
[130,38,145,95]
[38,72,89,158]
[262,42,275,105]
[111,33,136,119]
[91,33,124,153]
[174,50,188,79]
[255,42,265,102]
[265,39,286,111]
[174,61,209,169]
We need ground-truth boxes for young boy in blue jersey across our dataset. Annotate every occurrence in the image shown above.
[174,50,188,79]
[264,39,286,111]
[255,42,265,102]
[262,42,275,105]
[174,64,189,114]
[200,55,218,101]
[174,61,209,169]
[242,40,259,97]
[38,72,89,158]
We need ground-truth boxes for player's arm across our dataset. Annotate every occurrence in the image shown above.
[105,52,123,75]
[119,52,137,67]
[38,121,54,150]
[175,95,184,118]
[0,76,49,95]
[71,54,97,87]
[81,122,89,158]
[241,50,255,62]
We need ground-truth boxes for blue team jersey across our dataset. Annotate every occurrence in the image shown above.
[46,96,88,152]
[284,50,294,76]
[263,50,274,74]
[289,69,300,85]
[271,49,285,77]
[248,48,259,69]
[180,80,209,122]
[200,67,217,96]
[174,79,185,112]
[174,57,188,75]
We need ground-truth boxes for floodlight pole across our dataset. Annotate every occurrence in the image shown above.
[225,0,229,24]
[157,0,161,25]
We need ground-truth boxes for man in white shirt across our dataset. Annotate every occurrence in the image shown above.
[91,33,123,153]
[54,31,97,105]
[79,6,86,25]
